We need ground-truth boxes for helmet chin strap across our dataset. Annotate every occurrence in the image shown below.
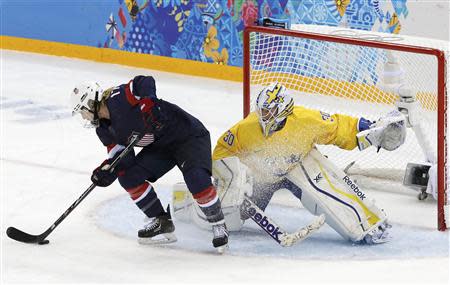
[92,91,100,127]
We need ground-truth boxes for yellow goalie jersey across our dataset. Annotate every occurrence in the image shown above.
[213,106,360,183]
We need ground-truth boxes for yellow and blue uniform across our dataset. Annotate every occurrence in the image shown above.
[213,105,389,243]
[213,106,364,184]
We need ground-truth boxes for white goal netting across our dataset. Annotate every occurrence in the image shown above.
[244,25,449,229]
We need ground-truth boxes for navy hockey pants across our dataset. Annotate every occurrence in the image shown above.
[117,133,213,195]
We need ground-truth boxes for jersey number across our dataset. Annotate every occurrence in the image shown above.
[223,131,235,146]
[320,111,333,122]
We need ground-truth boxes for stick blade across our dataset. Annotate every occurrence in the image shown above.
[6,227,42,244]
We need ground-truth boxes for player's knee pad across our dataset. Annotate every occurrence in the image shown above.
[117,168,147,189]
[182,167,213,195]
[286,149,388,242]
[118,164,165,186]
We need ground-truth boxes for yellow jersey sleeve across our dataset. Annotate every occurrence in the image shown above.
[212,113,264,160]
[298,108,359,150]
[212,107,360,162]
[213,127,241,160]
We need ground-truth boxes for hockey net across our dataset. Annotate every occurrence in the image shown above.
[243,25,448,231]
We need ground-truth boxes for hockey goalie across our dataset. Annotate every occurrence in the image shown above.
[173,82,407,246]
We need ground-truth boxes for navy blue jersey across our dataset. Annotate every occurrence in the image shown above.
[96,75,209,150]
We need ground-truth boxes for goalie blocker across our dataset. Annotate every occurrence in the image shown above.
[172,150,390,244]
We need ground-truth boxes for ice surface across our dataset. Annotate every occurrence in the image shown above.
[1,50,449,284]
[95,186,448,260]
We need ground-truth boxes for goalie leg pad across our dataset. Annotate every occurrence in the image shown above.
[286,149,389,243]
[173,156,253,231]
[213,157,253,207]
[172,183,211,230]
[172,182,243,231]
[212,157,256,230]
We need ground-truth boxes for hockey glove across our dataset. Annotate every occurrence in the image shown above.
[91,144,136,187]
[91,159,118,187]
[357,110,406,151]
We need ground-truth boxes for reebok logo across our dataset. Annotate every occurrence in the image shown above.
[343,176,366,200]
[241,198,284,243]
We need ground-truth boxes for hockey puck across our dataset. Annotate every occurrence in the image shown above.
[38,240,49,245]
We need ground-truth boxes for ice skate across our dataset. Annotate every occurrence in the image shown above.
[212,223,229,253]
[362,221,392,244]
[138,210,177,245]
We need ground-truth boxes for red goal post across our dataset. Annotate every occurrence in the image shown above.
[243,25,448,231]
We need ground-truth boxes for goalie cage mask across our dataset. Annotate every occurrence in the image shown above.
[255,82,294,137]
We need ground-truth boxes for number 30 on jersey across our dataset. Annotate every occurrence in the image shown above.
[223,130,235,146]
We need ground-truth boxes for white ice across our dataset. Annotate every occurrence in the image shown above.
[1,50,449,284]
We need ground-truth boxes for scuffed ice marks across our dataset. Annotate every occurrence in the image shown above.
[94,189,449,260]
[1,96,71,123]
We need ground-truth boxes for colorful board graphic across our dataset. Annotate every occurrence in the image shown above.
[1,0,411,67]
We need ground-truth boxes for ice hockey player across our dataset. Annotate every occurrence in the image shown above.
[175,82,406,245]
[70,75,228,252]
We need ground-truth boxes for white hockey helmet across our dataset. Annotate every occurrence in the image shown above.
[255,82,294,136]
[70,82,103,127]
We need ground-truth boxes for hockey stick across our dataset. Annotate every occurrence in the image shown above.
[215,158,324,246]
[6,132,142,245]
[241,196,325,247]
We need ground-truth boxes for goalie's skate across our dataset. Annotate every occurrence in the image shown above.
[362,221,391,244]
[212,223,229,253]
[138,211,177,245]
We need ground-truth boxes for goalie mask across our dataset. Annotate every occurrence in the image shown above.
[255,82,294,136]
[70,82,103,128]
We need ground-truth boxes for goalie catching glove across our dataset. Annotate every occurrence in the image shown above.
[357,110,406,152]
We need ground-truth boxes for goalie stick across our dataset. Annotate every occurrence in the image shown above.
[241,196,325,247]
[6,132,142,245]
